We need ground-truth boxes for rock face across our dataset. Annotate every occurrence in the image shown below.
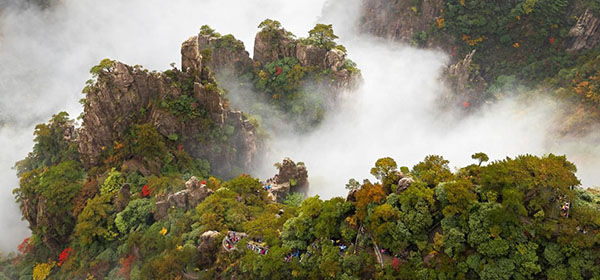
[359,0,443,43]
[396,177,414,193]
[253,28,297,66]
[78,37,260,177]
[197,230,222,267]
[153,176,213,220]
[114,184,131,212]
[264,158,309,202]
[567,8,600,52]
[196,34,253,75]
[181,36,202,73]
[441,50,487,108]
[295,44,328,68]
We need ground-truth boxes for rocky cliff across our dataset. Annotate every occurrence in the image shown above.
[358,0,600,122]
[441,50,487,109]
[359,0,443,45]
[78,35,260,177]
[198,23,361,93]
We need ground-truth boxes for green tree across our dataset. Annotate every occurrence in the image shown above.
[412,155,454,187]
[199,25,220,37]
[115,199,154,234]
[100,168,124,196]
[258,19,282,31]
[370,157,400,192]
[307,24,339,50]
[73,193,118,247]
[472,152,489,166]
[15,112,79,175]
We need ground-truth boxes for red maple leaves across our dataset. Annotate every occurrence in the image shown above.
[392,257,402,271]
[141,185,152,197]
[58,247,72,266]
[17,237,32,254]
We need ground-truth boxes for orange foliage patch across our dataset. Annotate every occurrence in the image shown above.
[462,34,484,46]
[354,183,386,221]
[572,71,600,105]
[437,18,445,29]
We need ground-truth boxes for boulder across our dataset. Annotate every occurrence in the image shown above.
[269,182,291,203]
[154,176,214,220]
[186,176,214,206]
[167,190,189,209]
[153,200,169,220]
[296,43,327,68]
[396,177,414,193]
[197,230,222,266]
[264,158,309,202]
[326,49,346,72]
[274,157,308,187]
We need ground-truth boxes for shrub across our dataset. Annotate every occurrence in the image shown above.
[115,199,154,234]
[100,168,124,196]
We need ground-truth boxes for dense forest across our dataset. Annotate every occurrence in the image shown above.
[1,0,600,279]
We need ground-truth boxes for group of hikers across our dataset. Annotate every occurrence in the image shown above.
[246,241,268,255]
[222,231,242,251]
[222,231,269,255]
[561,201,570,217]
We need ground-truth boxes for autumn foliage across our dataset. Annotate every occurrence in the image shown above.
[58,247,72,266]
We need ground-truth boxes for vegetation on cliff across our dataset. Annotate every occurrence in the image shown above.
[200,20,360,132]
[4,110,600,279]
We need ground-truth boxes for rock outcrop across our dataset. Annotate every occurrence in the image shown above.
[153,176,213,220]
[253,28,297,66]
[196,24,360,93]
[567,8,600,52]
[396,177,414,193]
[264,158,308,202]
[441,50,487,108]
[197,230,222,266]
[196,33,253,75]
[78,36,260,177]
